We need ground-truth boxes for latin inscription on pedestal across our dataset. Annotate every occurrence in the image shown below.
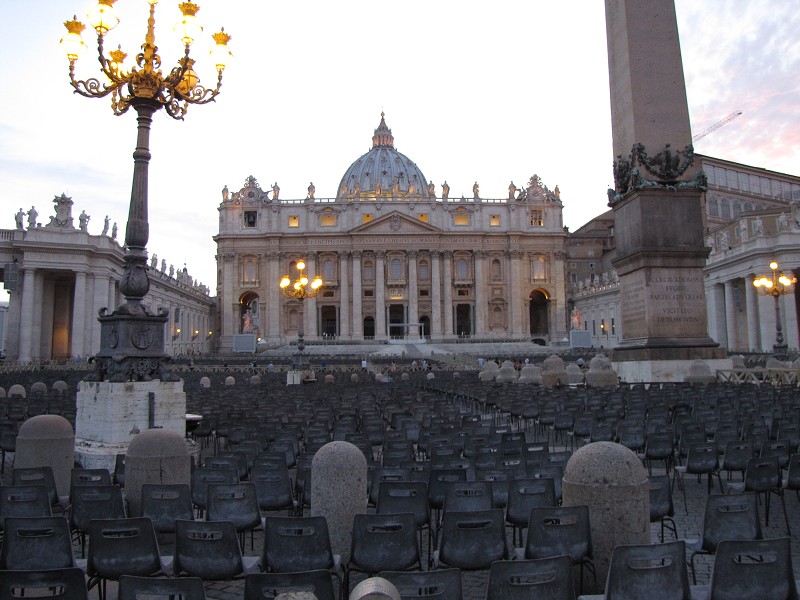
[621,268,708,341]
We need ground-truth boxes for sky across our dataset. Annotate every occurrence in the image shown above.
[1,1,799,304]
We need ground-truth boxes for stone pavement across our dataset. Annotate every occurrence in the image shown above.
[3,429,800,599]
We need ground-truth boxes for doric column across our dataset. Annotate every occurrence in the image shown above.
[305,254,318,339]
[724,281,736,351]
[18,268,35,362]
[71,272,87,358]
[443,251,454,336]
[430,250,443,338]
[91,274,109,353]
[744,275,760,352]
[474,251,486,336]
[407,250,419,339]
[351,251,363,340]
[268,252,281,340]
[375,251,387,340]
[338,251,350,338]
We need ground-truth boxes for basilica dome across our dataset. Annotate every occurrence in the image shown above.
[337,113,434,201]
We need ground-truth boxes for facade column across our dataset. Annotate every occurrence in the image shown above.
[375,251,387,340]
[443,251,454,336]
[338,251,350,339]
[757,293,777,352]
[268,252,281,341]
[71,272,87,358]
[723,281,737,351]
[351,251,363,340]
[744,275,760,352]
[220,253,236,348]
[430,250,443,339]
[509,250,523,336]
[707,282,727,347]
[407,250,419,339]
[305,255,318,340]
[31,272,45,359]
[91,274,109,353]
[474,251,486,336]
[18,268,35,362]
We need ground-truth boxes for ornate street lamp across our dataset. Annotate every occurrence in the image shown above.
[753,260,797,353]
[279,261,323,369]
[61,0,231,381]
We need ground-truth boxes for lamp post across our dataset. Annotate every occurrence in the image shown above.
[279,261,323,370]
[753,260,797,353]
[61,0,231,382]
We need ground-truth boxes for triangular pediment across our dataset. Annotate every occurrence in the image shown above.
[350,210,442,234]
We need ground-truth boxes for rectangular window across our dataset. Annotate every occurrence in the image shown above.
[364,289,374,297]
[530,210,543,226]
[738,173,750,192]
[419,289,429,297]
[490,215,501,227]
[418,213,429,223]
[454,214,470,226]
[457,289,469,297]
[320,214,336,227]
[611,318,616,335]
[288,215,299,227]
[570,273,577,283]
[322,290,334,298]
[726,169,739,190]
[363,213,374,224]
[243,211,257,228]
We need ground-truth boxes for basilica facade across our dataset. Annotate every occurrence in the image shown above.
[214,115,569,351]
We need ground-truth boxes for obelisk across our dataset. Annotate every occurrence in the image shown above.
[605,0,726,380]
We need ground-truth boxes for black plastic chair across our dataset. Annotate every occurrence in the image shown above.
[719,440,752,482]
[249,466,297,515]
[604,540,691,600]
[486,555,576,600]
[649,475,677,542]
[0,516,74,570]
[0,484,52,532]
[244,570,336,600]
[729,455,790,534]
[12,465,60,509]
[435,508,507,570]
[70,484,126,558]
[526,504,595,595]
[261,515,341,591]
[688,492,762,584]
[369,467,411,506]
[206,482,263,550]
[118,574,207,600]
[505,477,557,547]
[672,442,722,513]
[172,519,260,580]
[140,483,194,534]
[708,537,798,600]
[86,517,163,600]
[378,567,463,600]
[526,465,564,504]
[70,468,112,493]
[346,512,421,594]
[0,567,89,600]
[377,480,432,566]
[645,431,675,475]
[190,466,238,517]
[442,480,494,514]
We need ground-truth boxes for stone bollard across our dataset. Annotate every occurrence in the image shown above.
[224,376,236,386]
[350,577,401,600]
[31,381,48,394]
[15,415,75,501]
[8,384,26,398]
[125,429,191,517]
[199,377,211,388]
[562,441,649,590]
[52,380,69,393]
[249,375,261,385]
[276,593,317,600]
[350,373,360,383]
[311,441,368,564]
[324,374,335,383]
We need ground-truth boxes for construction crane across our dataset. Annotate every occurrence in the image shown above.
[692,111,743,142]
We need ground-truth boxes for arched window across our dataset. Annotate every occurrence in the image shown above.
[390,258,403,279]
[323,260,335,281]
[363,261,374,281]
[492,306,504,327]
[532,256,546,280]
[720,198,731,219]
[243,260,256,283]
[456,258,469,279]
[491,259,501,280]
[418,260,429,280]
[732,201,742,219]
[744,201,753,213]
[708,196,719,217]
